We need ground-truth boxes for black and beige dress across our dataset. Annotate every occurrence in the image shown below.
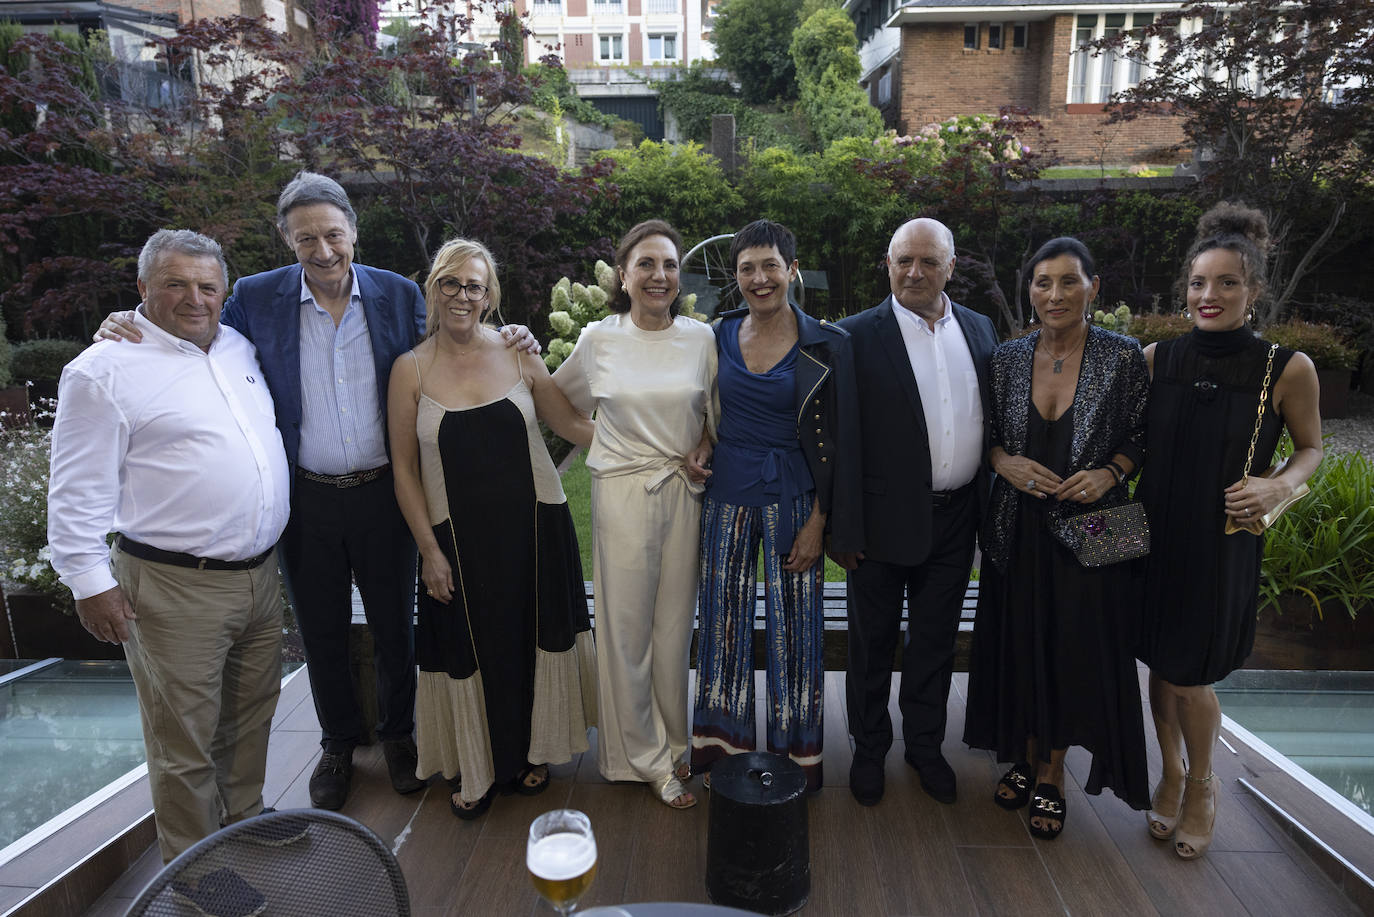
[410,353,597,803]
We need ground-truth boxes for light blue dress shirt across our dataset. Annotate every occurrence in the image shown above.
[295,271,390,475]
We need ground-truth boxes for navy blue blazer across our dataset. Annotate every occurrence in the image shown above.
[837,295,998,566]
[221,263,427,468]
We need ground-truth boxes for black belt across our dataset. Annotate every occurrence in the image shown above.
[296,464,390,488]
[115,534,274,571]
[931,481,976,508]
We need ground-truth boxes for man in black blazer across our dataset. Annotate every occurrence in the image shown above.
[833,218,997,806]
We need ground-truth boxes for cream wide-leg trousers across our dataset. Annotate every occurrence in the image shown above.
[590,469,702,784]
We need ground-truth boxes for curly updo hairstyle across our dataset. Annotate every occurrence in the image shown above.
[610,219,684,316]
[1178,201,1271,305]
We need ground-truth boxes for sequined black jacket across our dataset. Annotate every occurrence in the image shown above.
[982,325,1149,570]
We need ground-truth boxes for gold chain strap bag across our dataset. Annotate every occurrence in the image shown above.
[1224,343,1310,536]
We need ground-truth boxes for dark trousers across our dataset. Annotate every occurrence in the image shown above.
[845,487,978,763]
[280,470,418,753]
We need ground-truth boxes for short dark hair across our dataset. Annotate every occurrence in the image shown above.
[1025,236,1096,281]
[276,171,357,234]
[610,219,684,316]
[729,219,796,269]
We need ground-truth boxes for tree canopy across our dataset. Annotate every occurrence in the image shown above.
[711,0,804,103]
[1094,0,1374,323]
[790,6,881,149]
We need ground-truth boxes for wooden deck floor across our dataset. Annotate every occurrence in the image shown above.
[74,668,1371,917]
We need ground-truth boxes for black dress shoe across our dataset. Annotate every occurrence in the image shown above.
[309,750,353,810]
[850,756,885,806]
[382,737,426,794]
[906,751,957,804]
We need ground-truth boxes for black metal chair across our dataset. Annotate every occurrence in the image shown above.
[125,808,410,917]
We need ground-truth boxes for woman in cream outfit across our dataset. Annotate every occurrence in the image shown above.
[554,220,716,809]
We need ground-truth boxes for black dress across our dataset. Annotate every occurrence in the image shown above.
[964,402,1150,809]
[1137,329,1294,686]
[412,371,596,803]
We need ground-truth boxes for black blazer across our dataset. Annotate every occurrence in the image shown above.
[837,295,998,566]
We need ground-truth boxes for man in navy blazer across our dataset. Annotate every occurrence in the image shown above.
[222,171,429,810]
[833,218,997,807]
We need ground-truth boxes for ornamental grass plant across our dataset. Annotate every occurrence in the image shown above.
[1259,448,1374,622]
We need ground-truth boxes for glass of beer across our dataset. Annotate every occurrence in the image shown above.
[527,808,597,914]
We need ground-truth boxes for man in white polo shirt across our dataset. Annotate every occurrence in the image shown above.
[48,229,291,862]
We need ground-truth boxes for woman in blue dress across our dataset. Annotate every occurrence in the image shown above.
[689,220,862,792]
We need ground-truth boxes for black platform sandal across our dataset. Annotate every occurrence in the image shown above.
[512,763,550,797]
[1029,783,1065,840]
[994,761,1033,810]
[450,786,494,820]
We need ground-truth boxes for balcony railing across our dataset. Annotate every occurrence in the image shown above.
[645,0,678,13]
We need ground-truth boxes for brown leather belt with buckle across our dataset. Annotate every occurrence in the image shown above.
[296,464,390,488]
[115,534,273,571]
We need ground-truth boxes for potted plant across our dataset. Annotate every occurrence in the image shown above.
[1261,320,1358,419]
[0,402,121,660]
[1247,451,1374,670]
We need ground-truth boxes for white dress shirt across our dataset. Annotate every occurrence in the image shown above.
[49,310,290,600]
[296,270,389,475]
[892,292,985,491]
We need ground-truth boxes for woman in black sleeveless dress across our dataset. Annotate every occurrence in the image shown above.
[1137,203,1322,859]
[964,237,1150,840]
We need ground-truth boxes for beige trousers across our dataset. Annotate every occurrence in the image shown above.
[591,471,701,784]
[114,545,282,862]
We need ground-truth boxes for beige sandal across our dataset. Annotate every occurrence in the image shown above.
[1147,764,1186,840]
[655,774,697,809]
[1174,772,1217,859]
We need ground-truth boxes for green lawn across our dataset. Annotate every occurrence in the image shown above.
[1041,165,1168,179]
[560,453,847,583]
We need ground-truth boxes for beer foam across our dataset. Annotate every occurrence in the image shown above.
[527,832,597,880]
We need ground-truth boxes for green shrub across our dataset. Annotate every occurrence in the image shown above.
[1260,450,1374,621]
[1261,319,1358,371]
[1126,311,1193,346]
[10,339,86,383]
[0,314,12,388]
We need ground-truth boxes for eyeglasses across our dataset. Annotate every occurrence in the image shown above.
[437,278,489,299]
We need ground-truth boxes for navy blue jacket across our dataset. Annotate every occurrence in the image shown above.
[220,263,426,468]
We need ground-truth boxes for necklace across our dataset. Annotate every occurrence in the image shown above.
[1041,330,1087,374]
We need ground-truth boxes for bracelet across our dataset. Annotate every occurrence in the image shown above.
[1104,460,1127,485]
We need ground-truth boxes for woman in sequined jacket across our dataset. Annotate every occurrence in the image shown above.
[963,236,1150,841]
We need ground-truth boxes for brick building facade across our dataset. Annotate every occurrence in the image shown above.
[847,1,1189,166]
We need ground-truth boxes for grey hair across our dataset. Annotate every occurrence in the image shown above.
[276,171,357,233]
[889,218,956,262]
[137,229,228,289]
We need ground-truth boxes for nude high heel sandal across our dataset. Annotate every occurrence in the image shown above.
[1174,772,1217,859]
[1147,762,1186,840]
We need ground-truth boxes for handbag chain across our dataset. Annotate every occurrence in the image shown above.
[1238,342,1280,487]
